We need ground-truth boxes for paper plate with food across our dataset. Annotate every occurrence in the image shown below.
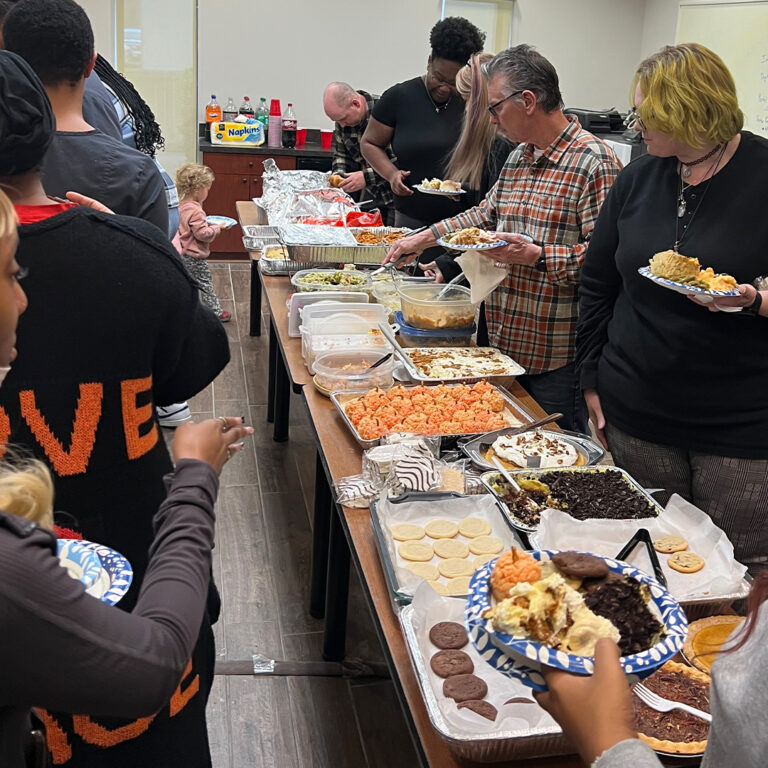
[465,548,688,691]
[413,177,466,196]
[437,227,505,250]
[638,250,740,304]
[206,215,237,229]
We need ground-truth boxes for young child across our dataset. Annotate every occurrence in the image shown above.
[173,163,230,322]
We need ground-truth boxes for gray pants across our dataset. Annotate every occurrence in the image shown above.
[180,254,223,316]
[605,422,768,572]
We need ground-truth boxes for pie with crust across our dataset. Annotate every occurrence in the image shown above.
[634,661,711,755]
[683,615,744,674]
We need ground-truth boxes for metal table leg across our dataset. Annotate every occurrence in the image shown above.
[249,259,262,336]
[273,332,290,443]
[322,504,350,661]
[309,451,332,619]
[267,318,277,424]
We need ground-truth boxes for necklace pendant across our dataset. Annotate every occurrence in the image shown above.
[677,199,687,217]
[681,165,691,178]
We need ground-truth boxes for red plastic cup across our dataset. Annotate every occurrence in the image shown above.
[296,128,307,146]
[320,130,333,150]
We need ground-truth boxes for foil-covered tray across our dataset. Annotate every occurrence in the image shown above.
[330,384,535,450]
[369,492,522,607]
[399,585,571,762]
[461,427,605,472]
[480,465,663,535]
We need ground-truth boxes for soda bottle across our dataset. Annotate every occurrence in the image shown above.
[205,94,221,123]
[268,98,282,148]
[239,96,255,118]
[223,97,237,122]
[256,97,269,142]
[281,103,297,149]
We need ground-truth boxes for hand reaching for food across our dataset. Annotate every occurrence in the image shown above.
[339,170,366,193]
[389,169,413,196]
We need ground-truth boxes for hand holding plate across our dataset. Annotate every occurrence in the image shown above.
[484,233,540,267]
[687,283,756,313]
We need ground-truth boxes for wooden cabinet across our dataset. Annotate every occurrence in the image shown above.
[202,152,297,258]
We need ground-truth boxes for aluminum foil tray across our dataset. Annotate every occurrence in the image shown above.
[399,595,571,762]
[393,346,525,384]
[330,384,535,450]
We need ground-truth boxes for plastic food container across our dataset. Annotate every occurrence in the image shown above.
[291,268,371,293]
[397,283,477,330]
[394,311,474,348]
[371,280,402,321]
[313,349,395,392]
[304,331,390,373]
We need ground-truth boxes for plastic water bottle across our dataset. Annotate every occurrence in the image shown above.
[205,94,221,124]
[239,96,255,118]
[281,103,297,148]
[268,99,282,148]
[223,97,237,122]
[256,97,269,143]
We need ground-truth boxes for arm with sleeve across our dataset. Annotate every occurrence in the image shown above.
[134,156,170,235]
[186,206,219,243]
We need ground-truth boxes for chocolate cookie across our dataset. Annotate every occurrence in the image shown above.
[430,650,474,678]
[429,621,469,650]
[457,699,498,721]
[552,551,609,580]
[443,674,488,702]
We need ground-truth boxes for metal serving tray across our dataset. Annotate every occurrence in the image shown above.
[461,427,605,472]
[369,491,522,607]
[330,384,535,450]
[394,346,525,384]
[280,226,407,265]
[399,599,570,762]
[479,465,663,535]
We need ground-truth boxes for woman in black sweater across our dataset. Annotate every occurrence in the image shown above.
[577,44,768,571]
[0,183,252,768]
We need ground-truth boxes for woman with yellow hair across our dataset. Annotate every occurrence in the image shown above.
[577,43,768,571]
[0,185,253,768]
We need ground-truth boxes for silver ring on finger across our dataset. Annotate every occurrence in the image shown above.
[218,416,229,432]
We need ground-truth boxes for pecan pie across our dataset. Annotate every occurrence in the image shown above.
[634,661,711,754]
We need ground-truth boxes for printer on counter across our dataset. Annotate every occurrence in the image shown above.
[564,107,646,165]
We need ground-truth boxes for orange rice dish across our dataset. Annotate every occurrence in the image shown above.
[344,381,509,441]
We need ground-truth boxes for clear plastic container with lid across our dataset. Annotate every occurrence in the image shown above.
[394,311,474,347]
[313,349,395,393]
[397,283,477,330]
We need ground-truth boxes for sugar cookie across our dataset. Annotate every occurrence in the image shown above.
[444,576,472,595]
[653,535,689,554]
[438,557,475,578]
[433,538,469,559]
[458,517,492,538]
[398,541,434,562]
[404,562,440,581]
[390,523,425,541]
[468,535,504,555]
[668,551,705,573]
[473,553,497,570]
[427,580,450,595]
[425,519,460,539]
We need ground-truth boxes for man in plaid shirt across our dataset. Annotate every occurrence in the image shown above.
[323,82,396,224]
[384,45,621,433]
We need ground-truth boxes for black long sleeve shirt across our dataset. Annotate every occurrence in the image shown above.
[577,131,768,458]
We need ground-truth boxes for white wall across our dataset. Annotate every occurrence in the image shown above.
[79,0,115,62]
[640,0,679,58]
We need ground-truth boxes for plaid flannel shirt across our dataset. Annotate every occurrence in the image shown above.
[332,90,395,208]
[432,117,621,375]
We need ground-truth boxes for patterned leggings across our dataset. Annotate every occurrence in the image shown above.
[180,254,223,317]
[605,423,768,572]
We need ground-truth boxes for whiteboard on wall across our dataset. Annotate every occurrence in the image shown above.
[677,1,768,136]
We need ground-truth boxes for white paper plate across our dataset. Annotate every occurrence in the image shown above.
[206,215,237,229]
[638,266,741,310]
[412,185,466,196]
[437,235,505,251]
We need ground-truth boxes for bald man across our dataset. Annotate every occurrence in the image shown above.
[323,81,396,224]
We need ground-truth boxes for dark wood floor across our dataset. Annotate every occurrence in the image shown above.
[175,264,420,768]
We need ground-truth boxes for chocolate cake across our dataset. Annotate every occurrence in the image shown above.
[583,576,664,655]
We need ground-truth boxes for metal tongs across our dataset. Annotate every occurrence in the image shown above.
[615,528,667,587]
[369,224,430,277]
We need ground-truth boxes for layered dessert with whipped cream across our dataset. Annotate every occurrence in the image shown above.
[489,430,581,469]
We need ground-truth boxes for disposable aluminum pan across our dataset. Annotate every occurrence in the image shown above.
[399,604,571,762]
[393,346,525,384]
[462,427,605,472]
[330,384,535,450]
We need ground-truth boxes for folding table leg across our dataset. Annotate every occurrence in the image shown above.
[322,505,350,662]
[273,337,290,443]
[249,259,262,336]
[309,451,332,619]
[267,318,277,423]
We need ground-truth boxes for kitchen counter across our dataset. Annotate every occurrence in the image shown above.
[199,138,331,158]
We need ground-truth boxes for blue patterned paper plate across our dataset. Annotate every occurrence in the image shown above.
[57,538,102,589]
[79,540,133,606]
[412,184,466,196]
[638,266,740,300]
[465,549,688,692]
[436,235,505,251]
[206,215,237,229]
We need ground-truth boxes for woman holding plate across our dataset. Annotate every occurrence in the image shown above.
[0,183,252,768]
[577,44,768,571]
